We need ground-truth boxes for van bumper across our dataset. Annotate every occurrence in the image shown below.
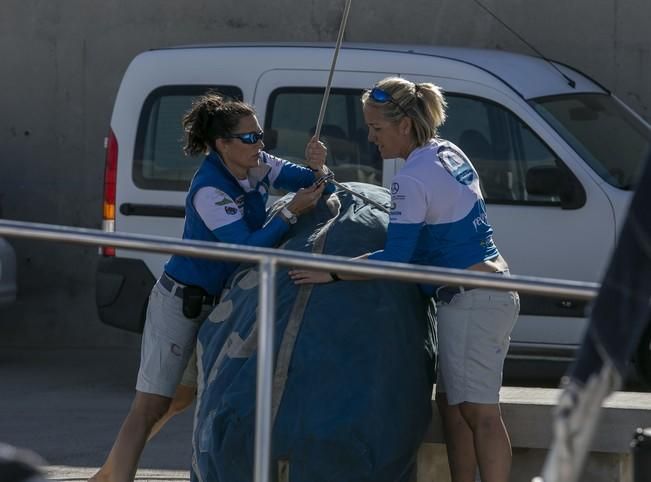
[96,257,155,333]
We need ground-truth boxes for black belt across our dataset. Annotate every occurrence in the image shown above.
[160,272,217,305]
[435,285,476,304]
[435,270,509,304]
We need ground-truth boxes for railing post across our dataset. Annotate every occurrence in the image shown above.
[254,258,277,482]
[631,427,651,482]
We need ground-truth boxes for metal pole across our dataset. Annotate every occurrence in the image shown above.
[313,0,353,140]
[0,219,600,300]
[311,0,392,215]
[254,258,277,482]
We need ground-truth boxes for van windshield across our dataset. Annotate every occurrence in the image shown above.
[531,93,651,190]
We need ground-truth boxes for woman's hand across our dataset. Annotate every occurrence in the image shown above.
[290,252,371,284]
[285,183,326,216]
[289,269,334,285]
[304,136,327,172]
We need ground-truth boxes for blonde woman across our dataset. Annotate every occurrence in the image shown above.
[291,77,519,482]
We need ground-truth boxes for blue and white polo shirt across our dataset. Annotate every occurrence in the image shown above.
[369,139,499,270]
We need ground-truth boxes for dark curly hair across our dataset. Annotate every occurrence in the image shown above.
[182,92,256,156]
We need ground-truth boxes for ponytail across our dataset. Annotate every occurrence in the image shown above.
[182,92,255,156]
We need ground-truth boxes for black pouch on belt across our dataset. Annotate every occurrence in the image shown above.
[182,285,205,319]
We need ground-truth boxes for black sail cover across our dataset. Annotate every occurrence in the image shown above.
[191,183,435,482]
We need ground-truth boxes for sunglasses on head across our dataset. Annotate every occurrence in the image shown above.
[225,130,264,145]
[369,87,409,116]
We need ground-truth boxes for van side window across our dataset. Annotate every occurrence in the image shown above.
[440,95,563,205]
[264,88,382,186]
[133,85,243,191]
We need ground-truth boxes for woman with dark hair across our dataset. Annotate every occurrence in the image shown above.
[291,77,519,482]
[91,92,330,482]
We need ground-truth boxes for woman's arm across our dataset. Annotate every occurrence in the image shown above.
[289,253,370,284]
[289,222,424,285]
[194,186,323,249]
[219,189,326,246]
[267,137,336,194]
[368,173,427,262]
[367,223,422,263]
[194,187,288,248]
[289,174,427,284]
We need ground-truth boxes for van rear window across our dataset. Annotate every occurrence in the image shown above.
[133,85,243,191]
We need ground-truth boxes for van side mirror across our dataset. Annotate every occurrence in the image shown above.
[526,165,586,210]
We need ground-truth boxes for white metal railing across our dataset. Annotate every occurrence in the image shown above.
[0,219,599,482]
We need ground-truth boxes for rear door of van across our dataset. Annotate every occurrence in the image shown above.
[99,48,261,331]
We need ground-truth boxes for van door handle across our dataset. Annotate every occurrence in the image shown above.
[558,300,576,309]
[519,294,587,317]
[119,203,185,218]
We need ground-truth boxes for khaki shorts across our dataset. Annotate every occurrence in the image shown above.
[435,288,520,405]
[136,280,212,398]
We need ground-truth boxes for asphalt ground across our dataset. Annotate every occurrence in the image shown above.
[1,347,647,482]
[0,347,193,481]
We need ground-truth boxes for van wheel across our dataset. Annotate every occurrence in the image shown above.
[635,320,651,386]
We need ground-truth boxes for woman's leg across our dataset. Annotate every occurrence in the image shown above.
[148,383,196,440]
[455,289,518,482]
[89,391,172,482]
[459,402,511,482]
[436,295,477,482]
[436,393,478,482]
[90,282,205,482]
[435,288,519,482]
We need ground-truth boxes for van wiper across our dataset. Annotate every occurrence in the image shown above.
[471,0,576,89]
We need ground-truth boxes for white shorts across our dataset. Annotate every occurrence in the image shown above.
[435,288,520,405]
[136,280,212,398]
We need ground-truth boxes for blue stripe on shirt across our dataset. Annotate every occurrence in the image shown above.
[214,215,289,248]
[368,222,423,263]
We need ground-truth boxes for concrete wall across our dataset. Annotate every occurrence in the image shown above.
[0,0,649,346]
[417,387,651,482]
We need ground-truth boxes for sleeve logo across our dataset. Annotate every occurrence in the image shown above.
[213,189,235,206]
[215,198,233,206]
[437,144,475,185]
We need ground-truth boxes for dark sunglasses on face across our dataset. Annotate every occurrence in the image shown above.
[225,130,265,145]
[369,87,409,116]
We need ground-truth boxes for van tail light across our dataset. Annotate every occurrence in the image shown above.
[101,128,118,256]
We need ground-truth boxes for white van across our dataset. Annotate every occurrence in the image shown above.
[96,43,651,375]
